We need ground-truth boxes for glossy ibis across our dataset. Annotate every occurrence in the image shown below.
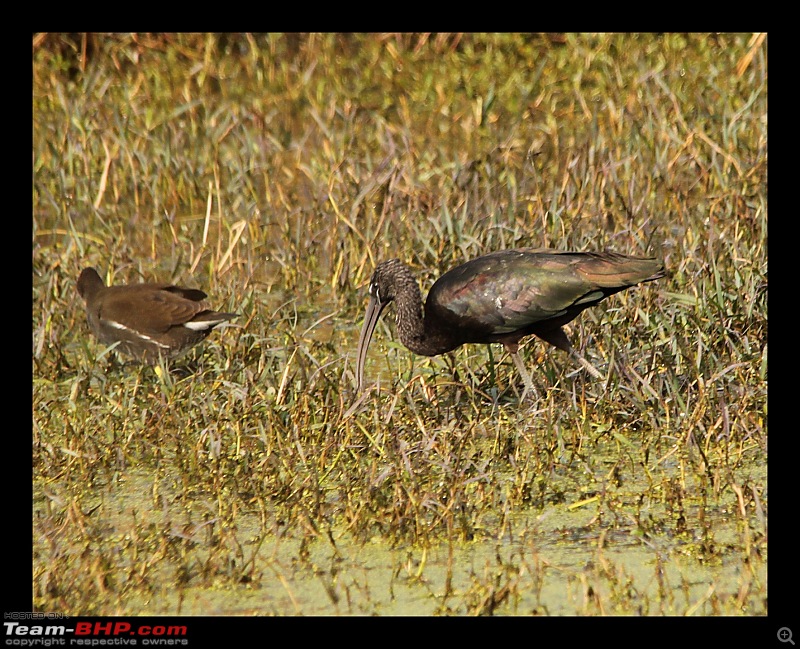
[77,267,237,364]
[355,249,665,398]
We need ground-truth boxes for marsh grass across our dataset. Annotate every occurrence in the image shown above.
[33,33,766,615]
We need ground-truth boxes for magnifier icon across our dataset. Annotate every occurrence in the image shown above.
[779,628,795,645]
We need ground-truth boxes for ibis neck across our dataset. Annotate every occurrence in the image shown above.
[393,280,457,357]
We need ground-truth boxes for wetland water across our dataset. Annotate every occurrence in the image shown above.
[37,449,764,616]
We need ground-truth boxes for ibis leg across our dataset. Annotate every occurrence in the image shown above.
[510,351,538,401]
[569,349,604,380]
[535,327,605,381]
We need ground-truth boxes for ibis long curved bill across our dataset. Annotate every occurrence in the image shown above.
[355,292,388,393]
